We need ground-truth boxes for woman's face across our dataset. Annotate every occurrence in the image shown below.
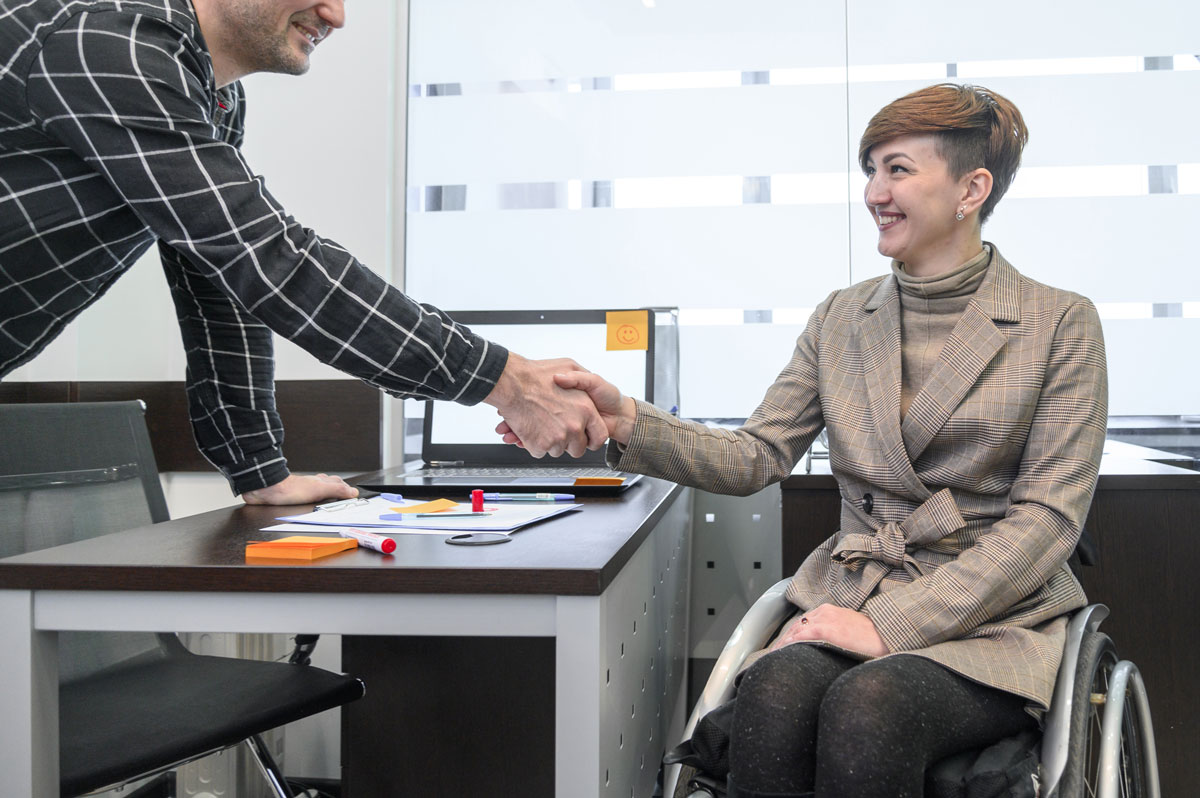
[863,134,971,274]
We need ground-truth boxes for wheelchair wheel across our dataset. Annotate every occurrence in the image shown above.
[1059,631,1148,798]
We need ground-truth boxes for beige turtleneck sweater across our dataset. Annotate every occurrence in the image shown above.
[893,245,992,419]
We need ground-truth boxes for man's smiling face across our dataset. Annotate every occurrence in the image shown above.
[219,0,345,77]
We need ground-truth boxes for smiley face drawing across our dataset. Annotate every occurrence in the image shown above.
[616,324,641,346]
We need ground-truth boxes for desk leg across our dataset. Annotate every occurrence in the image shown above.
[0,590,59,798]
[556,596,603,797]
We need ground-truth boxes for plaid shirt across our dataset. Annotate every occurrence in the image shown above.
[0,0,506,493]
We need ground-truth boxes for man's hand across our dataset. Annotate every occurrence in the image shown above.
[242,473,358,505]
[768,603,888,659]
[483,353,608,458]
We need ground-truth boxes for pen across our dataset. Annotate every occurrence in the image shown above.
[314,497,368,512]
[482,492,574,501]
[339,528,396,554]
[413,512,493,518]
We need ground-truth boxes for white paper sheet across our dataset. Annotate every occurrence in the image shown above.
[273,495,581,533]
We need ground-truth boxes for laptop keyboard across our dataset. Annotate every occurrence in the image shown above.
[406,466,622,478]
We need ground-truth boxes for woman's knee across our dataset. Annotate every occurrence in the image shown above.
[739,645,852,712]
[817,657,918,738]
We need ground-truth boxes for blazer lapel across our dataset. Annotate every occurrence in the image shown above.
[859,278,930,499]
[900,251,1022,462]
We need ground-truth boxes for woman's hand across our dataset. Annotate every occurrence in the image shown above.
[769,603,889,659]
[551,371,636,444]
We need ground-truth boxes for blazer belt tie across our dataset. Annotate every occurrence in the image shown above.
[831,488,967,580]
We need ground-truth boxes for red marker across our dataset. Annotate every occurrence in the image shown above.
[471,489,485,513]
[340,528,396,554]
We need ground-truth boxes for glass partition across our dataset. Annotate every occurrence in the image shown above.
[406,0,1199,422]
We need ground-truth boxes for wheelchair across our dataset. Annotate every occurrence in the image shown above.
[663,578,1160,798]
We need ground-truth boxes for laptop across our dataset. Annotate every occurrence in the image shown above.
[356,309,678,495]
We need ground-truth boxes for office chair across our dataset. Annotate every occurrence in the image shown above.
[664,567,1160,797]
[0,401,365,797]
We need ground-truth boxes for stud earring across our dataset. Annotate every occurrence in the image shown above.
[955,206,966,221]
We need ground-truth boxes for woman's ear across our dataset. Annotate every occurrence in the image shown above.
[961,168,994,216]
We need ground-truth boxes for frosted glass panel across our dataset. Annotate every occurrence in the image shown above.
[410,0,846,83]
[850,195,1200,303]
[408,85,849,184]
[679,325,809,419]
[406,0,1198,417]
[845,72,1200,171]
[979,196,1200,304]
[846,0,1200,63]
[1103,319,1200,415]
[406,205,849,310]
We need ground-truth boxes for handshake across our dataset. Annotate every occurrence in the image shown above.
[244,353,634,506]
[484,352,637,457]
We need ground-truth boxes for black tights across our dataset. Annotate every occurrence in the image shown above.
[726,645,1036,798]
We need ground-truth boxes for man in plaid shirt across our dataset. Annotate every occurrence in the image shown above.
[0,0,606,503]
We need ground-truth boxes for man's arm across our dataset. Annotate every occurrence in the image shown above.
[160,243,352,501]
[27,14,505,403]
[28,12,601,489]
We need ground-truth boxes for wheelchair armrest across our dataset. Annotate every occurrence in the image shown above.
[1040,603,1109,796]
[663,579,795,798]
[681,578,795,742]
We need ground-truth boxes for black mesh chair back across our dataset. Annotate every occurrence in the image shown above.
[0,400,168,552]
[0,401,170,685]
[0,401,364,797]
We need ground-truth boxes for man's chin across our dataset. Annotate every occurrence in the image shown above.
[267,56,310,77]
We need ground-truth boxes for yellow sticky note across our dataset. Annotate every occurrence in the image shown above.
[390,498,459,514]
[606,310,649,351]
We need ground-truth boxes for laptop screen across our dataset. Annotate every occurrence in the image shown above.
[421,310,655,465]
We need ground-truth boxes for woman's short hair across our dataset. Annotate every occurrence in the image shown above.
[858,83,1028,223]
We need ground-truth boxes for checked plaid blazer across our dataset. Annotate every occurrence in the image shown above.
[611,247,1107,710]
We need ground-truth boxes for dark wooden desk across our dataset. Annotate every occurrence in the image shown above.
[781,460,1200,797]
[0,479,691,798]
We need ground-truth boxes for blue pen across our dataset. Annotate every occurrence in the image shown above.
[482,492,575,501]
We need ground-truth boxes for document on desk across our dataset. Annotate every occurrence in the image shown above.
[273,495,581,533]
[263,523,453,536]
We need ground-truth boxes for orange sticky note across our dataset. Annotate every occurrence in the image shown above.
[246,536,357,561]
[606,310,649,351]
[574,476,626,486]
[389,498,459,514]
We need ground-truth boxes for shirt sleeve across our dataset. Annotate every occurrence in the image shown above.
[26,11,507,409]
[159,242,290,493]
[862,300,1108,652]
[608,292,833,496]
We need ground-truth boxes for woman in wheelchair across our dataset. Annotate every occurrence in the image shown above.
[538,83,1108,797]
